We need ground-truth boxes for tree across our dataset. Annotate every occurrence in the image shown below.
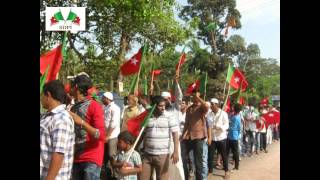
[180,0,241,54]
[40,0,188,61]
[179,1,242,96]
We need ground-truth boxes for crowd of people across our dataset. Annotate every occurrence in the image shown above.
[40,74,280,180]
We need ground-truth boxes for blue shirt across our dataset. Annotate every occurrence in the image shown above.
[228,114,241,140]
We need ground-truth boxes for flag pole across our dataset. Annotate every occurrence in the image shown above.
[203,72,208,101]
[150,63,155,95]
[125,105,156,162]
[222,84,231,110]
[176,46,186,77]
[223,63,230,97]
[125,126,146,163]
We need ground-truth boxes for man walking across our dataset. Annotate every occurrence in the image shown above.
[140,96,180,180]
[182,91,209,180]
[101,92,121,179]
[207,98,230,179]
[69,75,106,180]
[40,80,75,180]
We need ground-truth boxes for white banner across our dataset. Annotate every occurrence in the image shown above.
[46,7,86,31]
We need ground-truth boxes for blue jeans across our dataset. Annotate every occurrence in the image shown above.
[190,139,208,180]
[72,162,101,180]
[181,140,196,180]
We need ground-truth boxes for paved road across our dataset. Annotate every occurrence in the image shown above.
[207,141,280,180]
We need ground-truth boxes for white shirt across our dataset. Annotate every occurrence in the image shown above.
[104,102,121,139]
[243,107,259,131]
[177,111,186,136]
[138,104,146,113]
[207,109,229,141]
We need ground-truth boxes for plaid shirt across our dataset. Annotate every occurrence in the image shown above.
[40,104,75,180]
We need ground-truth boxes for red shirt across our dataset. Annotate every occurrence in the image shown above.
[72,97,106,167]
[272,111,280,124]
[256,118,264,129]
[262,111,279,129]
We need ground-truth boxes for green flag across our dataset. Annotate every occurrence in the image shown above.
[200,72,208,95]
[129,75,139,95]
[268,96,273,106]
[54,10,64,21]
[205,22,217,32]
[133,44,148,95]
[229,88,238,96]
[141,104,156,128]
[40,66,49,94]
[236,82,242,103]
[67,10,77,21]
[62,32,68,59]
[143,78,148,95]
[92,93,102,104]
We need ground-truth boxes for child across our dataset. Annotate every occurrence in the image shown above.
[111,131,142,180]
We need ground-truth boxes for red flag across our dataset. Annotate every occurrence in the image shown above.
[270,111,280,124]
[226,66,248,91]
[224,97,231,112]
[175,52,186,71]
[262,111,279,128]
[170,90,176,102]
[238,96,245,105]
[64,83,71,93]
[87,87,98,96]
[186,80,200,95]
[127,111,148,137]
[151,69,162,76]
[120,48,142,76]
[40,45,63,82]
[260,97,269,106]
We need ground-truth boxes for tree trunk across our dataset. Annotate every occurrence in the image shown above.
[210,31,217,55]
[116,31,129,93]
[110,76,114,92]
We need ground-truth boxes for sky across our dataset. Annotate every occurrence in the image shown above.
[176,0,280,62]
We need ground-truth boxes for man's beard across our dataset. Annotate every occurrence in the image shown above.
[165,101,172,109]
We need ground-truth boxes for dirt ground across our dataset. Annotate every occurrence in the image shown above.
[206,141,280,180]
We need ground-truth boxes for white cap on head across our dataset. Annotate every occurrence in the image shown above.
[103,92,113,101]
[161,91,171,98]
[210,98,219,104]
[77,72,90,77]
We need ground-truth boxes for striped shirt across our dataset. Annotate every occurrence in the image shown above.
[40,104,75,180]
[115,150,142,180]
[143,111,179,155]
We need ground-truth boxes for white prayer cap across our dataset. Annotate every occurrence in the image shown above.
[210,98,219,104]
[161,92,171,98]
[77,72,90,77]
[103,92,113,101]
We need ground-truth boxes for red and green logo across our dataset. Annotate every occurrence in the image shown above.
[50,9,80,26]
